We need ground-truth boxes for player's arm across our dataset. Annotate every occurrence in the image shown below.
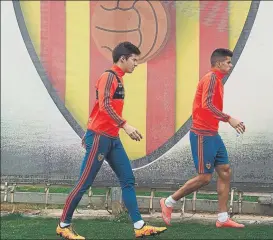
[98,72,142,141]
[202,74,230,122]
[98,72,126,127]
[202,74,245,133]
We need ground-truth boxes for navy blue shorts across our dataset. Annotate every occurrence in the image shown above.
[190,131,229,174]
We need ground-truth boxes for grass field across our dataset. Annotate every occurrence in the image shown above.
[1,214,273,239]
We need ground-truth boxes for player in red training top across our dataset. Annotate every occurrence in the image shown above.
[160,49,246,228]
[56,42,167,239]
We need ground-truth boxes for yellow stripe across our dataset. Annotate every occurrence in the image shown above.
[20,1,40,57]
[65,2,90,129]
[229,1,252,51]
[120,64,147,160]
[175,1,200,131]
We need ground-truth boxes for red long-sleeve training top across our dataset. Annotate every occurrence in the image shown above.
[191,68,230,136]
[87,65,126,137]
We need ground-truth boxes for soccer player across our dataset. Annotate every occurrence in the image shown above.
[160,48,246,228]
[56,42,167,239]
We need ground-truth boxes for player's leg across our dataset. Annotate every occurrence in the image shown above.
[106,138,167,238]
[214,135,231,215]
[173,132,216,199]
[106,138,141,223]
[56,131,111,239]
[214,135,244,228]
[160,131,215,225]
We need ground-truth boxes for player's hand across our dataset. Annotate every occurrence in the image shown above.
[81,133,86,148]
[123,123,143,141]
[228,117,245,134]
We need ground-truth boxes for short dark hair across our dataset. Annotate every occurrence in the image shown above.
[112,42,141,63]
[210,48,233,66]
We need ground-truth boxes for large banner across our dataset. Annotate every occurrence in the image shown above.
[1,1,273,192]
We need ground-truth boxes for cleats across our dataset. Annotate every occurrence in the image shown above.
[160,198,173,226]
[216,218,245,228]
[56,224,85,240]
[134,224,167,238]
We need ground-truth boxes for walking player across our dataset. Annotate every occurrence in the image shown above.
[160,48,246,228]
[56,42,167,239]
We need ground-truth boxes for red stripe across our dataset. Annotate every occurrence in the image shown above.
[89,1,112,114]
[41,1,66,102]
[61,135,100,222]
[146,2,176,155]
[104,74,123,125]
[207,74,229,120]
[199,1,229,78]
[61,135,99,222]
[198,136,204,174]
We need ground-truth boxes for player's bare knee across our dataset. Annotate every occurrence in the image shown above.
[225,167,232,179]
[227,167,231,176]
[198,174,212,186]
[217,165,231,180]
